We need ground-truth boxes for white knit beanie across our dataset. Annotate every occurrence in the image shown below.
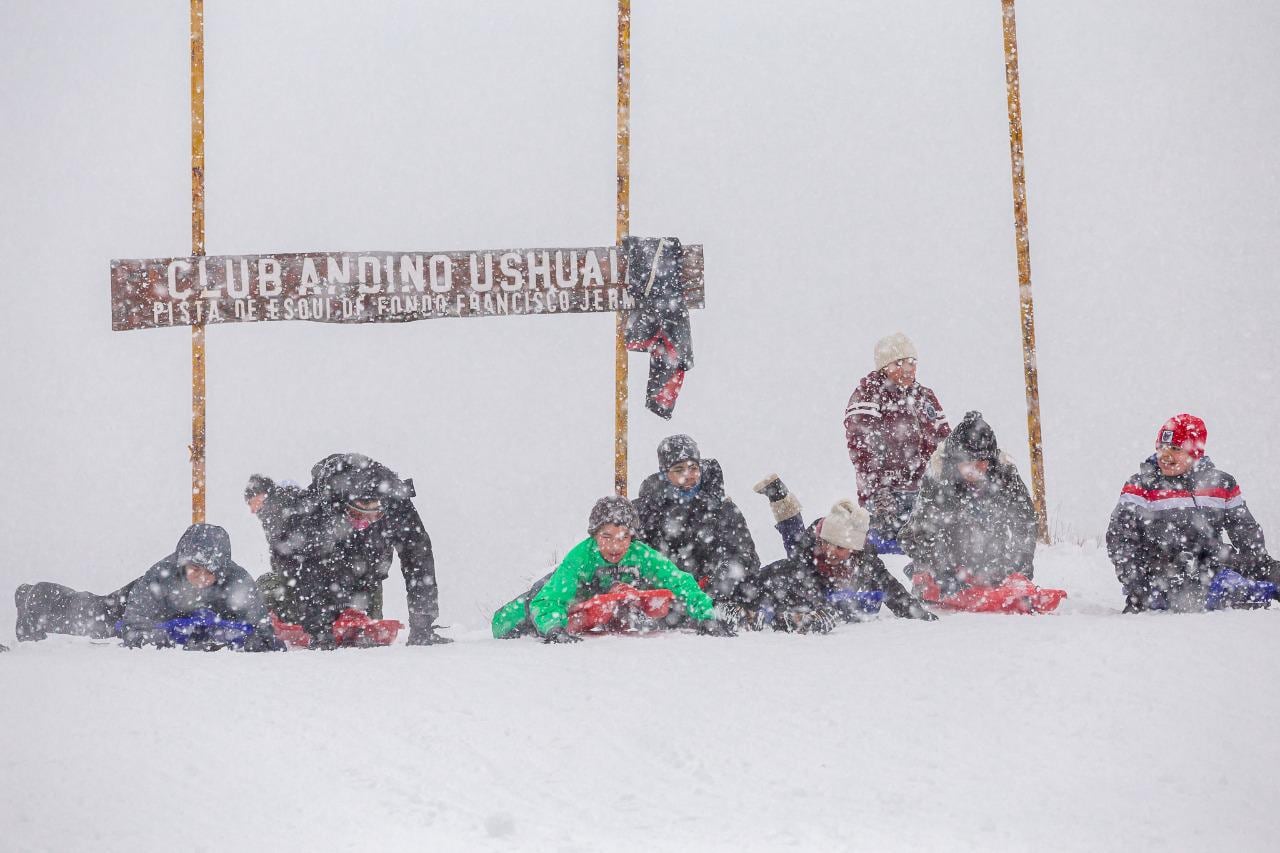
[873,332,918,371]
[819,500,870,551]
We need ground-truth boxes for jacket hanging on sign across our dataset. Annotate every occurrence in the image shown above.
[622,236,694,419]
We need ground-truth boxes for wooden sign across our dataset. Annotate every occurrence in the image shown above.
[110,245,705,331]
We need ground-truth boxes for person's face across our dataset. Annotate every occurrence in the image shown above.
[594,523,634,564]
[246,492,267,515]
[883,357,917,387]
[1156,445,1194,477]
[666,459,702,490]
[185,563,217,589]
[957,459,990,485]
[345,498,385,530]
[815,540,855,565]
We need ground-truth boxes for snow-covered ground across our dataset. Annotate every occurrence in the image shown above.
[5,545,1279,852]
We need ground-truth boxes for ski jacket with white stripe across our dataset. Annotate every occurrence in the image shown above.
[1106,455,1271,585]
[843,370,950,505]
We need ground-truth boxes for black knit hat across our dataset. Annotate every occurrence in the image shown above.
[588,495,640,535]
[244,474,274,502]
[950,411,999,463]
[657,434,700,471]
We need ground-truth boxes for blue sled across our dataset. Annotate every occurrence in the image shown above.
[116,608,257,649]
[866,530,903,555]
[827,588,886,615]
[1206,569,1276,612]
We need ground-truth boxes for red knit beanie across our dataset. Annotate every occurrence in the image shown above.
[1156,414,1207,459]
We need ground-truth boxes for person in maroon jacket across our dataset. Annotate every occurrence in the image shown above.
[843,332,951,540]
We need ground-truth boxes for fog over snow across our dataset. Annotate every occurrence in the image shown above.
[2,2,1278,851]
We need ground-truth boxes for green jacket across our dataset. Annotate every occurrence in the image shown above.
[528,538,716,634]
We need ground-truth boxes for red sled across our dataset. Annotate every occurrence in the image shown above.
[332,608,405,647]
[270,611,312,649]
[912,571,1066,614]
[567,584,674,634]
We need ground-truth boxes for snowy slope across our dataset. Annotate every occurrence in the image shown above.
[5,547,1280,852]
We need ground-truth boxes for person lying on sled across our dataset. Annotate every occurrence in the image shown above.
[897,411,1062,612]
[1107,413,1279,613]
[14,523,280,651]
[491,496,738,642]
[738,492,936,632]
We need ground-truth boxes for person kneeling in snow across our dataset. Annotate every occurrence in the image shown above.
[13,523,280,652]
[632,434,760,604]
[270,453,450,649]
[1107,414,1279,613]
[491,496,738,642]
[897,412,1061,612]
[738,494,936,632]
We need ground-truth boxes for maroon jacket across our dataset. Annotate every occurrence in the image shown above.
[843,370,950,504]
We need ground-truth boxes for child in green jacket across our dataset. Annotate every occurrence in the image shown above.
[492,496,738,642]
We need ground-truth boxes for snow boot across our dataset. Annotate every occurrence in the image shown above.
[14,584,45,642]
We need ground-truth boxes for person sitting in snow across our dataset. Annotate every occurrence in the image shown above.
[491,495,738,642]
[738,490,936,632]
[13,523,280,651]
[243,474,305,624]
[1106,414,1279,613]
[843,332,951,544]
[898,411,1039,596]
[267,452,450,649]
[632,434,760,603]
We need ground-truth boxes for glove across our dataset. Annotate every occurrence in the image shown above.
[309,628,338,651]
[712,602,744,627]
[905,602,938,622]
[122,628,174,649]
[778,607,835,635]
[241,631,285,653]
[811,606,838,634]
[407,625,454,646]
[696,618,737,637]
[542,627,583,644]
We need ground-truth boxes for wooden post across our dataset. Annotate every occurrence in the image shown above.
[190,0,207,522]
[614,0,631,497]
[1001,0,1049,543]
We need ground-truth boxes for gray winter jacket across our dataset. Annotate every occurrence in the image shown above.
[121,524,273,642]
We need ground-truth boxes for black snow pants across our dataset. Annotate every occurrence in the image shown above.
[19,582,130,639]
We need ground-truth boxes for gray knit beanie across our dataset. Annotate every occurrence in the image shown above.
[588,495,640,535]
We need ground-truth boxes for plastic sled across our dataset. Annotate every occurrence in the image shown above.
[270,612,312,649]
[332,608,404,647]
[913,571,1065,614]
[160,608,256,649]
[866,530,904,555]
[567,584,674,634]
[827,588,885,616]
[1205,569,1276,611]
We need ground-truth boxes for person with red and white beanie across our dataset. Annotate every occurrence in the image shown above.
[1106,414,1279,612]
[843,333,951,540]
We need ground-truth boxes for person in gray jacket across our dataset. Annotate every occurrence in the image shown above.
[14,524,279,652]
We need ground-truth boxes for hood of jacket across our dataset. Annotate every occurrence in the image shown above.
[174,523,233,574]
[310,453,415,505]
